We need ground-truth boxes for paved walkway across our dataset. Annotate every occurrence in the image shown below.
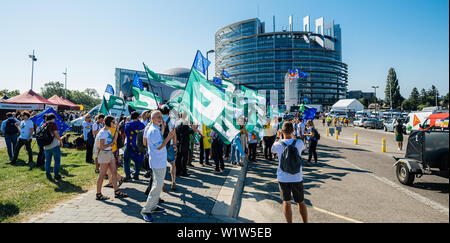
[28,152,242,223]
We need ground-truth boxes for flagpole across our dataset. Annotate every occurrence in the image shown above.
[142,64,160,109]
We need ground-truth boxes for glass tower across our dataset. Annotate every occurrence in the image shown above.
[215,17,348,106]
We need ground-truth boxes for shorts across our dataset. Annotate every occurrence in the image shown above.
[167,145,175,164]
[98,150,114,164]
[395,135,404,142]
[278,181,305,203]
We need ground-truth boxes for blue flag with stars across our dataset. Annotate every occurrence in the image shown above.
[105,84,115,95]
[31,108,71,136]
[192,50,211,76]
[222,69,231,78]
[132,72,144,90]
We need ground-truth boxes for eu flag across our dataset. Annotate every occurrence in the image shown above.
[132,72,144,90]
[105,84,115,95]
[193,50,211,76]
[302,107,317,121]
[222,69,231,78]
[31,108,71,136]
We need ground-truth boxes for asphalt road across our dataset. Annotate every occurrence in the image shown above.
[237,125,449,223]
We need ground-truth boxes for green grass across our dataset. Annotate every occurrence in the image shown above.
[0,135,99,223]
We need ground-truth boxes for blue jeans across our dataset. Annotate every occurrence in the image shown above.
[44,146,61,179]
[4,134,18,161]
[167,145,175,163]
[123,147,132,178]
[123,147,143,178]
[230,145,243,164]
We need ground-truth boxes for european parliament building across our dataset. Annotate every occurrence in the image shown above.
[215,16,348,106]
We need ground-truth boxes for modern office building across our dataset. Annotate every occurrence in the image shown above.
[115,67,189,103]
[215,16,348,106]
[348,90,375,100]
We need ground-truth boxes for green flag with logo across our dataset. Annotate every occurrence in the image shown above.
[127,87,161,111]
[143,63,186,90]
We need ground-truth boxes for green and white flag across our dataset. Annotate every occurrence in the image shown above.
[143,63,186,90]
[179,67,241,144]
[100,96,109,116]
[241,86,266,139]
[107,95,126,111]
[127,87,161,111]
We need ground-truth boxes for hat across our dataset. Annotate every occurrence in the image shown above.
[161,104,171,114]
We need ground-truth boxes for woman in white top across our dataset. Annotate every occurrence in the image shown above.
[95,115,128,200]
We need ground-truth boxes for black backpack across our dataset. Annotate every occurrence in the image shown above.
[279,140,302,175]
[36,124,54,147]
[162,117,171,148]
[313,128,320,141]
[136,130,146,153]
[4,119,19,135]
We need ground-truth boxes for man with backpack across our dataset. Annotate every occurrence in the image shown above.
[40,114,63,180]
[271,122,309,223]
[1,112,20,162]
[10,111,35,167]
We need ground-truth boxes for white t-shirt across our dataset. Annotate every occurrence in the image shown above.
[92,122,103,136]
[298,123,306,136]
[272,138,305,183]
[19,120,34,139]
[145,124,167,169]
[97,129,113,151]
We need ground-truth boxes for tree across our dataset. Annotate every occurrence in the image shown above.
[40,82,65,99]
[0,89,20,98]
[40,82,101,111]
[359,98,370,108]
[83,88,100,98]
[402,99,415,111]
[385,68,404,109]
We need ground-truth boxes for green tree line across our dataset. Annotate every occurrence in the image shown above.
[359,68,448,111]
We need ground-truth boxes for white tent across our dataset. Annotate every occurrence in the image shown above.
[332,99,364,112]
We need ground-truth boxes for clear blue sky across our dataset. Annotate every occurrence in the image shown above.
[1,0,448,100]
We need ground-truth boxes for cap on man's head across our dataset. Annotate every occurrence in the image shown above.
[161,105,171,115]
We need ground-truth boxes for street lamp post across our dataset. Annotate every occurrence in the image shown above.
[206,50,215,81]
[29,50,37,90]
[63,68,67,98]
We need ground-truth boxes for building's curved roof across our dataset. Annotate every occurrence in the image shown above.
[162,68,190,78]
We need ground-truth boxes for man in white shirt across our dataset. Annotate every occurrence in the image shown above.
[10,111,34,167]
[141,110,175,223]
[272,122,308,223]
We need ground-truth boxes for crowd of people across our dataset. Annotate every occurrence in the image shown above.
[1,105,324,223]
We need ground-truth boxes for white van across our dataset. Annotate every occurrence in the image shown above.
[405,111,433,133]
[70,105,132,128]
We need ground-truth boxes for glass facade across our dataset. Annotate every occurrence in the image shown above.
[215,18,348,106]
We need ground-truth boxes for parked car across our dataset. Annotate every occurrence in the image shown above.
[363,118,383,129]
[384,118,407,132]
[354,117,369,127]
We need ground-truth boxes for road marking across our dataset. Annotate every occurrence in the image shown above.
[338,158,449,216]
[312,206,363,223]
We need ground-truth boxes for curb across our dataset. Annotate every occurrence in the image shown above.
[228,158,249,219]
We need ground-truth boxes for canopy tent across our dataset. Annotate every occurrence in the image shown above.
[332,99,364,112]
[60,96,81,110]
[48,95,80,110]
[0,89,57,111]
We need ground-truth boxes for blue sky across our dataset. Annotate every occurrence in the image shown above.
[0,0,448,100]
